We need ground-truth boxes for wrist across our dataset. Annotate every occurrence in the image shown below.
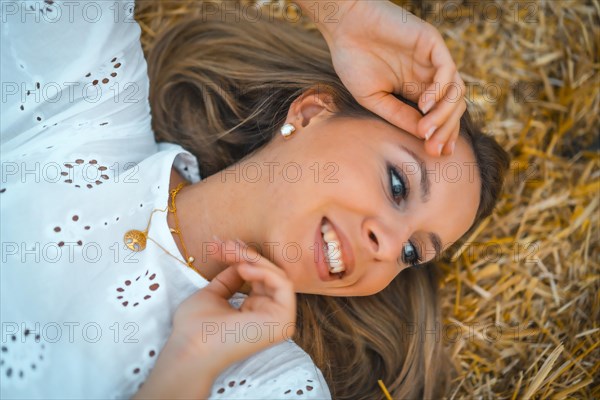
[294,0,359,43]
[133,336,221,399]
[166,332,228,375]
[167,327,238,372]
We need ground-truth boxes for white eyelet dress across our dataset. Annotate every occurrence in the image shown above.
[0,1,331,399]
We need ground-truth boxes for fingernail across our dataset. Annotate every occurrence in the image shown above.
[437,144,443,156]
[422,99,435,114]
[425,126,436,141]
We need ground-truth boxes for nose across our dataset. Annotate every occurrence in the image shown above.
[362,216,410,264]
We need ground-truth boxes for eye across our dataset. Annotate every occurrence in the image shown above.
[388,165,409,204]
[401,241,422,267]
[387,165,421,266]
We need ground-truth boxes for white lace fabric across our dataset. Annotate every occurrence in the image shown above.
[0,1,331,398]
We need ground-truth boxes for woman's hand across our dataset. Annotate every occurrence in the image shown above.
[299,0,467,156]
[171,239,297,371]
[135,240,297,399]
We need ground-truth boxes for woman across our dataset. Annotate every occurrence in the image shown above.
[0,0,508,399]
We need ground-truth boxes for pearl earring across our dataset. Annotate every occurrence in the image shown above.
[280,122,296,138]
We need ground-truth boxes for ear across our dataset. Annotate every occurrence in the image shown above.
[286,87,337,128]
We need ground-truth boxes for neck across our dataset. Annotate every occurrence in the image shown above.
[166,159,265,288]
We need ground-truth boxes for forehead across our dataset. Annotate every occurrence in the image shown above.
[363,118,482,249]
[415,135,481,244]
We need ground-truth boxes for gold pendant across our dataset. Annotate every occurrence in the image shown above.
[124,229,148,251]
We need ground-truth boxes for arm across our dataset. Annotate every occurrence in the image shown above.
[293,0,358,44]
[292,0,467,157]
[133,336,220,399]
[137,338,332,400]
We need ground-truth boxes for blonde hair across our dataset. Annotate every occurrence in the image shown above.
[147,15,509,399]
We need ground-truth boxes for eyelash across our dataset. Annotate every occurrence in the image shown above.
[388,164,410,204]
[387,164,422,267]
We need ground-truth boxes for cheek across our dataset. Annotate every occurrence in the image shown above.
[317,154,385,209]
[267,125,386,209]
[268,150,380,212]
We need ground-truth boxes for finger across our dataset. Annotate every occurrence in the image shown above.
[360,93,423,137]
[426,100,464,156]
[238,264,295,311]
[212,239,289,282]
[430,33,457,70]
[234,239,289,279]
[424,101,465,156]
[418,83,465,147]
[202,264,246,300]
[210,239,261,266]
[201,235,232,264]
[418,34,458,112]
[441,118,462,156]
[247,278,265,297]
[419,66,456,115]
[440,121,460,155]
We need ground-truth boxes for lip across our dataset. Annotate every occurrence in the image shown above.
[314,217,355,282]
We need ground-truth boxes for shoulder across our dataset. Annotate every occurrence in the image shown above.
[158,142,202,184]
[1,0,149,154]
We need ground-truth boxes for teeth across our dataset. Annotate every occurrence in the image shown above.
[323,230,337,243]
[320,219,346,274]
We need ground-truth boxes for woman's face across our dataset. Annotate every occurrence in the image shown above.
[249,95,480,296]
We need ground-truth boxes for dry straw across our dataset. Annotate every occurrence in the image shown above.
[135,0,599,398]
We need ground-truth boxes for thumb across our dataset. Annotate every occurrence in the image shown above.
[361,93,423,138]
[202,264,246,300]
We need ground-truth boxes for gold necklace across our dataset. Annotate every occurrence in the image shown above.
[123,182,210,282]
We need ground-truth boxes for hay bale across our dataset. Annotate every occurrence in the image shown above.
[135,1,599,397]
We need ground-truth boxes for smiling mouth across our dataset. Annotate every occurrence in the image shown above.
[320,217,346,279]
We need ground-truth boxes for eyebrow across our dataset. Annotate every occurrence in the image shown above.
[398,144,442,261]
[428,232,442,261]
[398,145,430,202]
